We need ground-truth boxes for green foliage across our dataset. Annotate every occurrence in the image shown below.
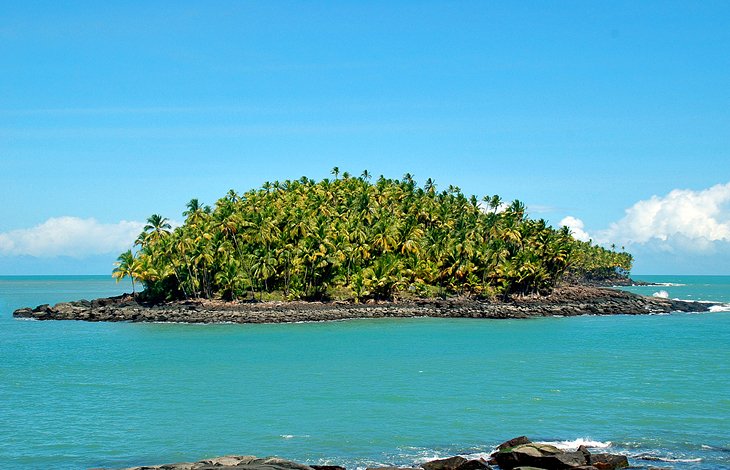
[120,172,632,302]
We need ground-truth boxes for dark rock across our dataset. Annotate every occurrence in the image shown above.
[366,468,420,470]
[588,453,628,470]
[421,456,468,470]
[497,436,532,451]
[493,443,588,470]
[311,466,345,470]
[12,307,33,318]
[11,285,715,324]
[455,459,491,470]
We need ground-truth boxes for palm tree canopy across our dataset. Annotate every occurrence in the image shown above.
[120,170,632,302]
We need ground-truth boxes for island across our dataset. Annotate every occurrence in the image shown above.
[13,170,711,322]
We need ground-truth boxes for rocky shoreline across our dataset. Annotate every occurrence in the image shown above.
[96,436,634,470]
[13,285,711,324]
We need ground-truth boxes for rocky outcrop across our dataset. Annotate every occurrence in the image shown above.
[420,456,491,470]
[104,455,323,470]
[94,440,632,470]
[13,286,711,324]
[491,437,628,470]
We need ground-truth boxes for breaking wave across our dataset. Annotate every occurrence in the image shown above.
[538,438,612,451]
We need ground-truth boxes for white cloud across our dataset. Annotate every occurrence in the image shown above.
[559,215,591,242]
[595,182,730,252]
[0,217,143,258]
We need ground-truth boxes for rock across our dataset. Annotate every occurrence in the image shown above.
[454,459,491,470]
[250,457,317,470]
[496,436,532,451]
[12,307,33,318]
[493,443,588,470]
[366,468,420,470]
[421,456,468,470]
[588,453,628,470]
[311,466,346,470]
[513,467,559,470]
[200,455,250,466]
[421,457,491,470]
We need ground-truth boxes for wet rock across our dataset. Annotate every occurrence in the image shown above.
[588,453,628,469]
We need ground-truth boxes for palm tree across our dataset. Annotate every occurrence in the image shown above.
[112,250,140,297]
[118,167,633,301]
[139,214,171,246]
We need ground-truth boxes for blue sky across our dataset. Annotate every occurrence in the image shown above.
[1,1,729,274]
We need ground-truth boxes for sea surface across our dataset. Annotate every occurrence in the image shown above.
[1,275,729,469]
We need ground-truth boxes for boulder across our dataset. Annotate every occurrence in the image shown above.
[200,455,251,466]
[12,307,33,318]
[366,468,420,470]
[236,457,316,470]
[493,443,588,470]
[421,456,468,470]
[454,459,491,470]
[588,454,628,470]
[497,436,532,451]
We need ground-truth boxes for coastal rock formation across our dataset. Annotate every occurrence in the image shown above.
[420,456,491,470]
[491,437,628,470]
[96,439,631,470]
[13,286,711,324]
[106,456,319,470]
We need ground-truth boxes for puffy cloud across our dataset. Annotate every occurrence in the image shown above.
[0,217,144,258]
[596,182,730,252]
[558,216,591,242]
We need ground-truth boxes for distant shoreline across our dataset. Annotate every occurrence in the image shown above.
[13,284,711,324]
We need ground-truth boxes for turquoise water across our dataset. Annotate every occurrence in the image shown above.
[1,276,729,469]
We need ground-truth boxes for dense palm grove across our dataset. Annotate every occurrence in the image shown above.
[113,171,633,302]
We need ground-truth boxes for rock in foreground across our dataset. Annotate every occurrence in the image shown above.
[491,436,629,470]
[97,436,632,470]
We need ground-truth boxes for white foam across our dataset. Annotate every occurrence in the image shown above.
[635,454,702,463]
[538,438,611,451]
[652,290,669,298]
[709,304,730,312]
[653,282,686,287]
[280,434,310,439]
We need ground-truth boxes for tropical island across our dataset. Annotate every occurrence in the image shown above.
[118,169,633,302]
[14,170,711,322]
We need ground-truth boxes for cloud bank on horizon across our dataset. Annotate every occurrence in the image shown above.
[1,183,728,274]
[563,182,730,254]
[0,217,144,258]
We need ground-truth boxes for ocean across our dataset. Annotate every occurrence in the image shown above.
[1,275,729,469]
